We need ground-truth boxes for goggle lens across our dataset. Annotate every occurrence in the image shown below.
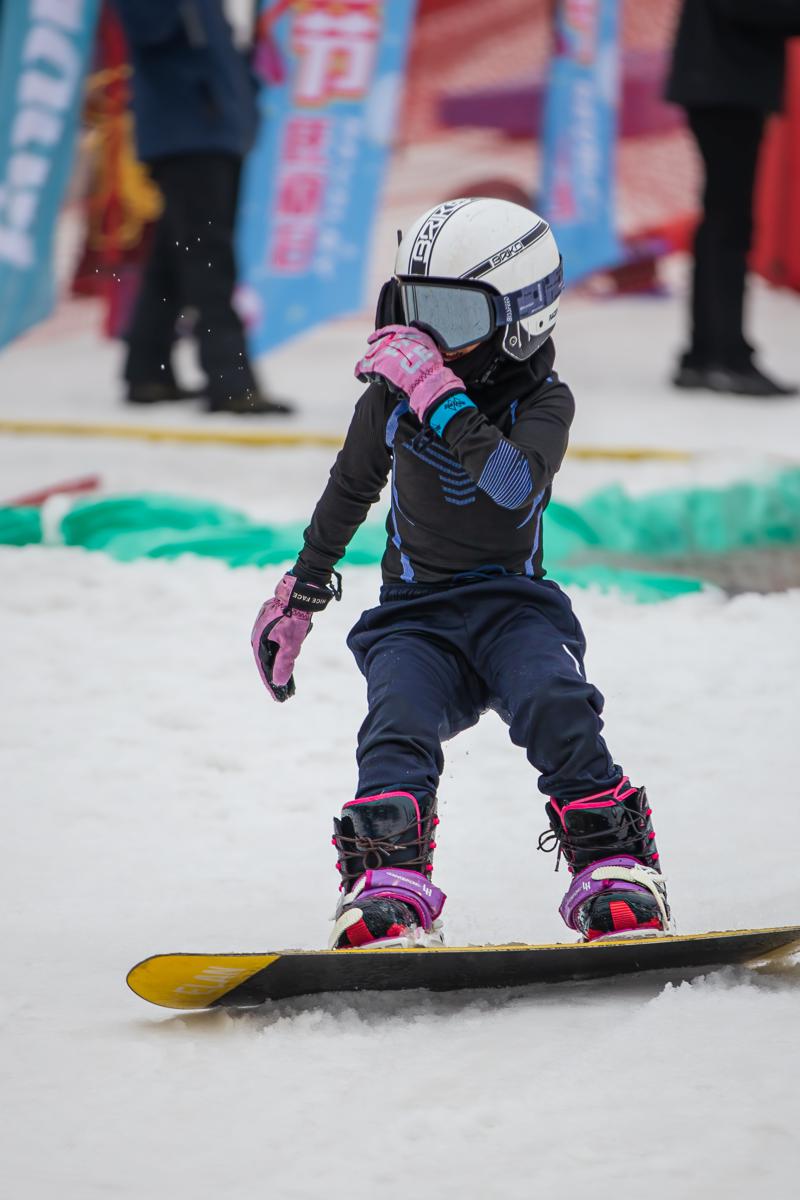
[399,282,494,352]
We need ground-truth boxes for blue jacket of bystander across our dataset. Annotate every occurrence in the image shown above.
[112,0,259,162]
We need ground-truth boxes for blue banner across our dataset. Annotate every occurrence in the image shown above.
[0,0,100,348]
[237,0,417,355]
[540,0,621,282]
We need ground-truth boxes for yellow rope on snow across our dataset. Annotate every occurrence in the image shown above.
[0,417,694,460]
[0,418,343,449]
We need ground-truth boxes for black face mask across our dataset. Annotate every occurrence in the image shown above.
[447,336,505,384]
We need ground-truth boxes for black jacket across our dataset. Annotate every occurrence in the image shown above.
[666,0,800,113]
[294,339,575,587]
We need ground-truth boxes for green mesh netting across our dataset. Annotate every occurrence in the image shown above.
[3,467,800,602]
[547,469,800,557]
[0,505,41,546]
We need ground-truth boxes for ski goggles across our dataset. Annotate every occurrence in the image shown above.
[397,259,563,353]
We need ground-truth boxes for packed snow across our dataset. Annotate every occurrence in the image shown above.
[2,270,800,1197]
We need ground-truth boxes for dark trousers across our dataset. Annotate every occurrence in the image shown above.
[686,107,766,370]
[124,153,257,401]
[346,577,622,807]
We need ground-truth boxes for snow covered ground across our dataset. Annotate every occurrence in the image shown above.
[3,553,800,1198]
[2,270,800,1197]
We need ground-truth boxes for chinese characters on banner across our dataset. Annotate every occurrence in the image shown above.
[540,0,622,282]
[237,0,417,355]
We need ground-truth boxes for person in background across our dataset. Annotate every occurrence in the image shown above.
[666,0,800,397]
[112,0,292,415]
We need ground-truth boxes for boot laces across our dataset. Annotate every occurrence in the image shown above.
[334,811,437,887]
[536,828,566,871]
[537,791,655,873]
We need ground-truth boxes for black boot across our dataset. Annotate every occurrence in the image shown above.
[207,389,295,415]
[330,791,445,948]
[126,381,207,404]
[672,359,797,397]
[540,778,670,940]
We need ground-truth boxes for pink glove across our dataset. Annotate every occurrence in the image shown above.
[251,572,340,703]
[355,325,466,423]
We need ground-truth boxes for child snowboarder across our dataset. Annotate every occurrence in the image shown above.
[251,198,670,948]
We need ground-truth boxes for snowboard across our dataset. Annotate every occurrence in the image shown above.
[127,924,800,1010]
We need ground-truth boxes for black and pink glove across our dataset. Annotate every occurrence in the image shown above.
[251,571,341,702]
[355,325,468,424]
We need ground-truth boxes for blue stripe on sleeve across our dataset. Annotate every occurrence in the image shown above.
[428,392,476,437]
[477,441,533,508]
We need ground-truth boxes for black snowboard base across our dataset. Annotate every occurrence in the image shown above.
[127,925,800,1010]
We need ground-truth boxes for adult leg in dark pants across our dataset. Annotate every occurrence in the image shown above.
[125,153,292,414]
[676,107,796,396]
[689,107,763,370]
[123,172,188,402]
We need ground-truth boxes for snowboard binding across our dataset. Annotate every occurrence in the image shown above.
[539,778,671,941]
[330,791,445,949]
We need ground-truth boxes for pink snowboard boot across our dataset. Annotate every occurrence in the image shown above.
[540,778,671,941]
[330,791,445,949]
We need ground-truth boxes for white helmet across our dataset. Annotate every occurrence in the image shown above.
[389,197,563,362]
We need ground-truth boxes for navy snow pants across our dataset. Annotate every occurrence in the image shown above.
[347,576,622,805]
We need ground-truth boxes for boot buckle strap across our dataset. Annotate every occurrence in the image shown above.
[589,863,670,931]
